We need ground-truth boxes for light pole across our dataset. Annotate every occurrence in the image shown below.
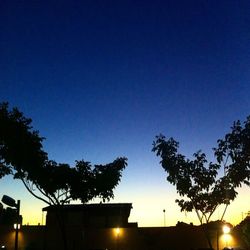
[163,209,166,227]
[1,195,20,250]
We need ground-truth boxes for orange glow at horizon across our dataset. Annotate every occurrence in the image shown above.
[16,179,250,227]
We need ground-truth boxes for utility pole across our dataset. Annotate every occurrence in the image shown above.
[163,209,166,227]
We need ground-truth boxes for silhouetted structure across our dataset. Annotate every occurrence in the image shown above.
[42,203,137,228]
[0,203,22,226]
[0,203,244,250]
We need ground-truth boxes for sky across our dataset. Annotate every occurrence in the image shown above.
[0,0,250,227]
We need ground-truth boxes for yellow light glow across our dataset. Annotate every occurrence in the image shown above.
[223,225,231,234]
[113,227,122,238]
[222,233,233,248]
[115,228,120,236]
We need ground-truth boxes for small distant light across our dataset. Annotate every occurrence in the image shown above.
[223,225,231,234]
[1,246,6,249]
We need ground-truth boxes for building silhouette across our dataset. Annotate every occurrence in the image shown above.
[43,203,137,228]
[0,202,243,250]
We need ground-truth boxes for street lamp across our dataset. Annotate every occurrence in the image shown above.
[1,195,20,250]
[14,223,21,230]
[223,225,231,234]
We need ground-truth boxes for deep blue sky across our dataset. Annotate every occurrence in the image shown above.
[0,1,250,226]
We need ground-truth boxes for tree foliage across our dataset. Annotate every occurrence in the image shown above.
[0,102,127,206]
[0,102,46,179]
[152,116,250,247]
[235,216,250,248]
[214,117,250,187]
[152,135,234,224]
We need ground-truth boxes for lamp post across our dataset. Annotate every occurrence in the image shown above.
[1,195,20,250]
[163,209,166,227]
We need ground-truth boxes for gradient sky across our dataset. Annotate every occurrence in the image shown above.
[0,0,250,227]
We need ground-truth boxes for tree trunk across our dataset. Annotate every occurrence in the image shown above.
[204,225,214,250]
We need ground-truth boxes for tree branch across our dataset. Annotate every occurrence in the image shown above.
[21,178,51,205]
[220,203,229,221]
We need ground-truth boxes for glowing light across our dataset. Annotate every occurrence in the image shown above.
[14,223,21,230]
[113,227,123,238]
[222,233,233,248]
[223,225,231,234]
[115,227,120,236]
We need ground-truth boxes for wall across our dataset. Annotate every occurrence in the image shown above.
[0,225,44,250]
[0,224,243,250]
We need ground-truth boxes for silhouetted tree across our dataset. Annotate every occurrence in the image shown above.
[0,102,127,250]
[152,116,250,249]
[234,215,250,249]
[214,116,250,189]
[0,102,127,205]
